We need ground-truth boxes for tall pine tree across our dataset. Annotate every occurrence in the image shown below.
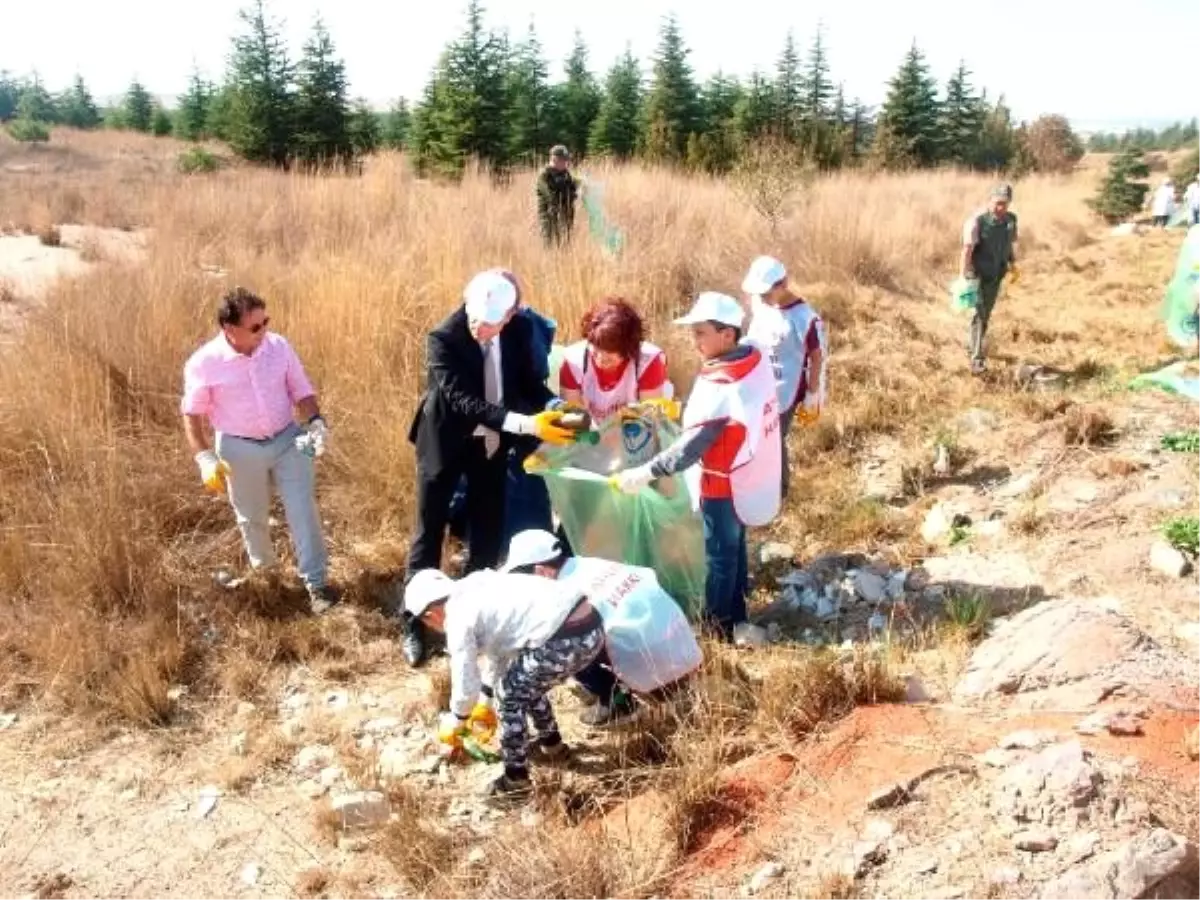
[589,47,642,159]
[347,99,380,155]
[293,17,353,169]
[799,27,835,165]
[975,93,1018,171]
[505,22,552,165]
[381,98,412,149]
[123,80,154,132]
[734,71,777,144]
[0,72,18,121]
[774,31,802,142]
[59,75,100,129]
[938,61,985,167]
[641,14,701,163]
[17,74,58,124]
[416,0,511,174]
[226,0,296,167]
[556,31,600,159]
[176,70,213,140]
[873,41,940,168]
[688,72,742,173]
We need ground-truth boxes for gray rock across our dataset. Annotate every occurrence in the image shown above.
[361,716,403,735]
[1014,828,1058,852]
[954,599,1152,702]
[854,570,888,604]
[993,741,1098,825]
[1038,829,1189,900]
[1106,712,1144,736]
[852,839,887,873]
[734,622,770,649]
[886,570,908,600]
[1065,831,1101,864]
[1150,541,1191,578]
[980,748,1019,768]
[904,674,931,703]
[331,790,390,829]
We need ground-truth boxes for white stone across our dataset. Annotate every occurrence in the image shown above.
[863,819,895,842]
[1014,828,1058,852]
[325,690,350,709]
[167,685,188,701]
[338,834,371,852]
[1150,541,1191,578]
[319,766,344,788]
[980,748,1018,768]
[989,865,1021,887]
[230,731,247,755]
[1075,711,1111,735]
[195,785,221,819]
[282,692,310,712]
[331,791,390,829]
[241,863,261,886]
[911,854,939,875]
[362,717,403,735]
[1066,831,1101,864]
[235,701,257,717]
[922,504,953,543]
[467,847,487,866]
[734,622,770,648]
[299,779,327,799]
[0,713,17,730]
[294,744,337,774]
[360,692,380,708]
[759,542,795,565]
[748,861,785,894]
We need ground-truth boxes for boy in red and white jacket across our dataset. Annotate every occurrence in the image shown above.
[613,292,782,638]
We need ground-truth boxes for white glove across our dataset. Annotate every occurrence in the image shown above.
[307,416,328,457]
[614,464,655,495]
[195,449,228,493]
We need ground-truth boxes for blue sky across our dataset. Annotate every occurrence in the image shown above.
[3,0,1197,130]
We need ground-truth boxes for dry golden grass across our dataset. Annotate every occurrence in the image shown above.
[0,127,1184,729]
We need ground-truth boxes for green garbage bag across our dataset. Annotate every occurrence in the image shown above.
[1163,225,1200,349]
[949,276,980,311]
[580,179,625,258]
[524,404,705,619]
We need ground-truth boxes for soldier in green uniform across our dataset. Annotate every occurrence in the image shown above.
[960,183,1020,374]
[536,145,579,248]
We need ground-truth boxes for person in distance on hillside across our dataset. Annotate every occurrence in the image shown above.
[741,256,827,500]
[502,528,703,728]
[403,270,576,667]
[961,183,1020,375]
[1150,178,1175,228]
[180,287,337,614]
[1185,177,1200,227]
[404,567,605,804]
[536,145,579,248]
[611,293,783,641]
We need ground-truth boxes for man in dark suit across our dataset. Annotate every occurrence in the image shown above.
[403,270,575,665]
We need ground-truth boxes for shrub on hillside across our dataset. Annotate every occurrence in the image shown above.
[177,146,223,175]
[1020,114,1084,175]
[1172,147,1199,189]
[1088,148,1150,223]
[7,117,50,143]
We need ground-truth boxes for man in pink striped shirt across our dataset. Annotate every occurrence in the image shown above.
[181,287,337,614]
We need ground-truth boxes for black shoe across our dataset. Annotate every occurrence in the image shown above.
[307,584,340,615]
[402,620,426,668]
[484,772,533,807]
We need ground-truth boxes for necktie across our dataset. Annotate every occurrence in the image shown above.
[482,340,500,458]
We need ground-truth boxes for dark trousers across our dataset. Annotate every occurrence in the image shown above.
[969,278,1003,364]
[779,402,796,499]
[408,443,508,576]
[574,648,619,703]
[701,497,749,638]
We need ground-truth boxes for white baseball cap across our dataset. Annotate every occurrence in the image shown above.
[500,529,564,573]
[673,291,746,329]
[404,569,455,618]
[463,271,518,325]
[741,256,788,295]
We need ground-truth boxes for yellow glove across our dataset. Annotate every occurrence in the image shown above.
[468,701,498,740]
[437,712,470,749]
[195,450,231,494]
[633,397,682,421]
[530,410,575,447]
[1008,264,1020,285]
[795,406,821,426]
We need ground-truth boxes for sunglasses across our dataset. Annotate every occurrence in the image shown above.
[243,317,270,334]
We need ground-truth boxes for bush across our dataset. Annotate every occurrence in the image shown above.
[1172,146,1199,189]
[1089,148,1150,223]
[176,146,222,175]
[1021,114,1084,175]
[7,117,50,143]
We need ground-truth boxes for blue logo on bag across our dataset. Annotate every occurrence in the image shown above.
[622,420,652,456]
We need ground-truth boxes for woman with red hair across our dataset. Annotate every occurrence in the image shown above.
[559,298,672,423]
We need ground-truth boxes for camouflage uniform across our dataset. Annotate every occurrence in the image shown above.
[536,155,578,247]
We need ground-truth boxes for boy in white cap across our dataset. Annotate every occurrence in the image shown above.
[404,567,604,803]
[612,292,782,639]
[403,271,576,666]
[502,528,704,726]
[741,255,827,499]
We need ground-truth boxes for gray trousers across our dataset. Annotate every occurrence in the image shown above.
[214,424,328,590]
[969,278,1003,364]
